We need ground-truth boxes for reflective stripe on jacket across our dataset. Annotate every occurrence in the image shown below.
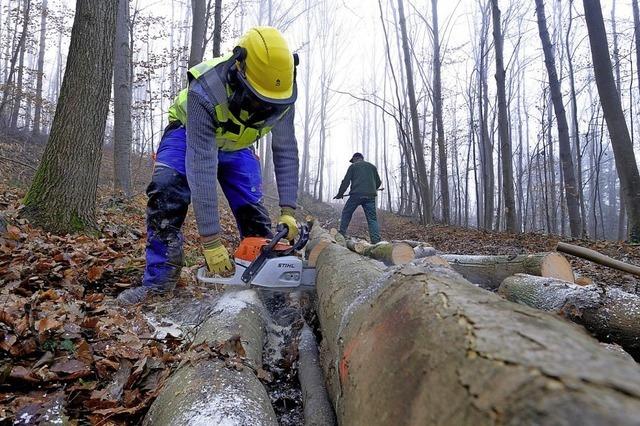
[166,54,289,152]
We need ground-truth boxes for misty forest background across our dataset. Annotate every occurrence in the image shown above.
[1,0,640,242]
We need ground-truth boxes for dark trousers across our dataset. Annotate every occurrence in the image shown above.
[339,195,381,244]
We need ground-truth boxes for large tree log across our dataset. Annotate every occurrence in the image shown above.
[311,230,640,425]
[345,239,415,266]
[298,323,336,426]
[441,252,574,290]
[144,290,277,426]
[499,274,640,359]
[557,241,640,276]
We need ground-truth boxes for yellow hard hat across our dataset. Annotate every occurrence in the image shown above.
[235,27,297,105]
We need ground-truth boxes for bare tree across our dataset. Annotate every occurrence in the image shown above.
[431,0,449,223]
[32,0,47,136]
[212,0,222,56]
[490,0,516,231]
[397,0,432,223]
[534,0,582,237]
[0,0,31,125]
[582,0,640,242]
[113,0,132,196]
[22,0,117,233]
[634,0,640,100]
[189,0,206,68]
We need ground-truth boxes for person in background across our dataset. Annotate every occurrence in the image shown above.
[117,26,300,305]
[333,152,382,244]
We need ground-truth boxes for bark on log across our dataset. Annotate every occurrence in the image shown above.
[298,323,336,426]
[311,229,640,425]
[499,274,640,359]
[441,252,574,290]
[144,290,277,426]
[557,241,640,277]
[345,240,415,266]
[413,245,436,259]
[391,239,428,248]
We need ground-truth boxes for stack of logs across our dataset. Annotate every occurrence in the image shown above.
[307,225,640,424]
[145,224,640,425]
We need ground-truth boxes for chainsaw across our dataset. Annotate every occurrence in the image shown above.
[196,224,316,290]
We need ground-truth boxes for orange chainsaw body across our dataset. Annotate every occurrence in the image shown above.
[234,237,292,262]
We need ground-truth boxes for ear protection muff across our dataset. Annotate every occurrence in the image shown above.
[233,46,247,62]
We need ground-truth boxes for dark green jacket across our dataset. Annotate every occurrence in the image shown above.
[337,160,382,198]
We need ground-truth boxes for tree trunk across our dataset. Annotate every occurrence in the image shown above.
[32,0,47,136]
[22,0,117,233]
[634,0,640,101]
[499,275,640,359]
[535,0,582,238]
[309,225,640,425]
[491,0,516,232]
[0,0,31,126]
[9,0,30,130]
[113,0,133,196]
[188,0,206,68]
[212,0,221,56]
[440,252,574,290]
[583,0,640,243]
[397,0,432,223]
[431,0,449,224]
[144,290,278,425]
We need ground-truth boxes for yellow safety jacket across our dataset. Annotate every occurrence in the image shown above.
[167,54,290,152]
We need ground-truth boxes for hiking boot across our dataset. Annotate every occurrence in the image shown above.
[116,286,152,306]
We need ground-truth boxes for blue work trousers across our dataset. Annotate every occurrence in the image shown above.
[143,125,271,291]
[339,195,381,244]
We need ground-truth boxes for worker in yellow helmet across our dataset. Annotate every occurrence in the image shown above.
[118,27,300,305]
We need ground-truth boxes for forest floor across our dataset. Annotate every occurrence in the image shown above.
[2,134,640,424]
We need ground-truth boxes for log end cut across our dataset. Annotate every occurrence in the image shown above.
[540,252,575,283]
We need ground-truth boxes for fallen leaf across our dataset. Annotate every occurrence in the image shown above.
[0,310,15,326]
[10,366,39,383]
[35,317,62,334]
[85,293,104,304]
[95,358,120,379]
[87,266,105,282]
[76,340,94,365]
[9,338,37,357]
[50,359,91,378]
[4,225,21,241]
[256,367,273,383]
[38,289,60,301]
[81,316,100,329]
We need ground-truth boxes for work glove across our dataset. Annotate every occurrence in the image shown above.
[278,207,298,241]
[333,195,343,200]
[202,238,233,274]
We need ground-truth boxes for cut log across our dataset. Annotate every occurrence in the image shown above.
[306,226,336,267]
[499,274,640,359]
[412,245,436,259]
[441,252,574,290]
[310,226,640,425]
[298,323,336,426]
[391,239,427,248]
[144,290,277,426]
[557,241,640,277]
[345,240,415,266]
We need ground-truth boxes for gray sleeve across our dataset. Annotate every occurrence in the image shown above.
[270,105,299,209]
[185,87,220,237]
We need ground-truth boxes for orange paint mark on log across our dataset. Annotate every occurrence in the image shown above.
[339,308,405,386]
